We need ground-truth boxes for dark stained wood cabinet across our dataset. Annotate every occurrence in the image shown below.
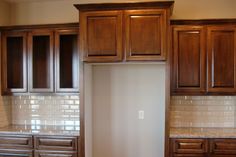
[170,138,236,157]
[1,24,79,95]
[171,20,236,95]
[34,135,78,157]
[1,31,28,95]
[55,30,79,93]
[34,151,77,157]
[79,10,123,62]
[207,26,236,93]
[210,139,236,155]
[75,1,174,62]
[125,9,168,61]
[0,134,78,157]
[0,150,33,157]
[171,26,206,95]
[171,139,208,155]
[0,134,33,157]
[28,30,54,93]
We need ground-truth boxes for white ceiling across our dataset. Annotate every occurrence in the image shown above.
[2,0,64,3]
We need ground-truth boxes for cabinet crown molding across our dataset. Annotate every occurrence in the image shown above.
[74,1,174,13]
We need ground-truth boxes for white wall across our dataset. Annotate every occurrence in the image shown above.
[0,1,10,26]
[85,64,166,157]
[172,0,236,19]
[0,1,11,127]
[8,0,236,25]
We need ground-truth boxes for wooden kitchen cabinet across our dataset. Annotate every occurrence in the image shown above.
[55,29,79,93]
[171,138,208,155]
[28,29,54,93]
[79,10,123,62]
[75,1,174,62]
[0,150,33,157]
[1,23,79,95]
[0,133,78,157]
[171,138,236,157]
[207,26,236,94]
[0,134,33,157]
[171,20,236,95]
[1,31,28,94]
[171,26,206,95]
[34,151,77,157]
[125,9,168,61]
[210,139,236,155]
[34,135,78,157]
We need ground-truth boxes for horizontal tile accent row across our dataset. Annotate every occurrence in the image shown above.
[170,96,236,128]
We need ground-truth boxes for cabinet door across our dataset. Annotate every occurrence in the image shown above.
[210,139,236,155]
[34,151,77,157]
[173,155,207,157]
[171,138,208,154]
[80,10,123,62]
[0,149,33,157]
[55,30,79,93]
[171,26,206,95]
[1,31,27,94]
[207,26,236,93]
[125,9,167,61]
[28,30,54,92]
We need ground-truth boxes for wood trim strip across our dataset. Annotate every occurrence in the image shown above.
[171,19,236,25]
[74,1,174,11]
[0,23,79,31]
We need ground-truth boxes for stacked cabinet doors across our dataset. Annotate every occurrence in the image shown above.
[76,1,174,62]
[1,26,79,95]
[171,23,236,95]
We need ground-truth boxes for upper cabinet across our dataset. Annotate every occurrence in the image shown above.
[171,26,206,95]
[1,31,28,94]
[28,30,54,93]
[80,10,123,62]
[171,20,236,95]
[75,1,174,62]
[1,24,79,95]
[125,10,167,61]
[55,29,79,93]
[207,26,236,93]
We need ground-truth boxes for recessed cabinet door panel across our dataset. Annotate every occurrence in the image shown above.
[34,151,77,157]
[172,26,206,95]
[28,30,54,92]
[125,9,167,61]
[55,30,79,93]
[80,10,123,62]
[0,149,33,157]
[1,32,27,94]
[207,26,236,93]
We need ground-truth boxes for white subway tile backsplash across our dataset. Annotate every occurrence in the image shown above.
[170,96,236,128]
[10,95,80,126]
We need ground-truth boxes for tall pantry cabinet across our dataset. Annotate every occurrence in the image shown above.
[75,2,174,157]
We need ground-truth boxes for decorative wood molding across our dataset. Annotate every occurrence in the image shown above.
[0,23,79,31]
[171,19,236,25]
[74,1,174,13]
